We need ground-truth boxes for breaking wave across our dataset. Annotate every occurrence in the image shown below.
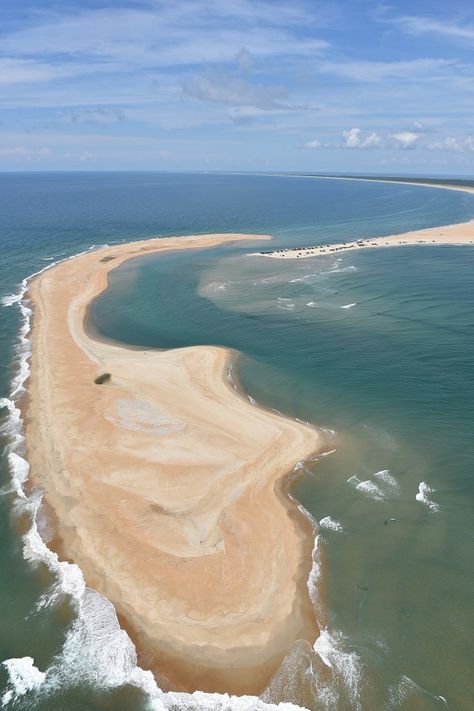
[416,481,440,512]
[347,469,400,501]
[319,516,343,532]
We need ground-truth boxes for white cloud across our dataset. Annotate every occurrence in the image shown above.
[0,58,67,85]
[318,58,458,83]
[342,128,383,148]
[182,75,288,110]
[390,15,474,43]
[302,138,322,148]
[301,128,424,151]
[0,146,52,159]
[428,136,474,152]
[390,130,420,149]
[1,4,328,71]
[68,108,126,125]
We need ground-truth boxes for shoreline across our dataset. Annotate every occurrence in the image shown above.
[24,232,327,695]
[250,219,474,259]
[220,170,474,198]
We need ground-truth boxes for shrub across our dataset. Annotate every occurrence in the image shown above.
[94,372,111,385]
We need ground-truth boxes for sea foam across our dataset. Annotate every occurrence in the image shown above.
[313,629,364,709]
[347,469,400,502]
[416,481,440,512]
[319,516,343,532]
[1,657,46,706]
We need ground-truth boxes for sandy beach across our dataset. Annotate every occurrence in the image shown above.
[25,233,325,695]
[251,219,474,259]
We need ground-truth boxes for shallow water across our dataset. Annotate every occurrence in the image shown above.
[1,172,474,710]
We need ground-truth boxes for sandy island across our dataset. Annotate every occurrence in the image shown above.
[25,233,325,696]
[251,218,474,259]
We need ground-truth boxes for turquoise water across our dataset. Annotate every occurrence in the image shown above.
[1,173,474,710]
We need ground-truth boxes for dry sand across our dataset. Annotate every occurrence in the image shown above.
[25,233,325,695]
[252,219,474,259]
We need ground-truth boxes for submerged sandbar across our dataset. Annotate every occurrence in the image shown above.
[25,233,324,695]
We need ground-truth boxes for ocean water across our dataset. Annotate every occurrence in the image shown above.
[1,172,474,710]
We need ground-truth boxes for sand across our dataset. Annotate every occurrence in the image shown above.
[25,233,325,696]
[251,219,474,259]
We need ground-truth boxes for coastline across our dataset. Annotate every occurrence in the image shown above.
[250,218,474,259]
[24,232,325,695]
[222,170,474,198]
[296,173,474,197]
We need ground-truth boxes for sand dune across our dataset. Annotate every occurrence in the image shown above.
[25,233,324,695]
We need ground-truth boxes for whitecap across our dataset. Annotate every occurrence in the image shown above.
[347,475,385,501]
[416,481,440,512]
[7,452,29,499]
[307,533,323,616]
[326,265,357,274]
[347,469,399,501]
[289,273,319,283]
[340,302,357,309]
[1,657,46,706]
[313,629,363,703]
[319,516,343,532]
[355,480,385,501]
[373,469,400,496]
[320,448,336,457]
[1,292,22,307]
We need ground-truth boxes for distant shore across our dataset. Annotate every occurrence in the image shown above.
[222,170,474,198]
[251,219,474,260]
[25,232,325,695]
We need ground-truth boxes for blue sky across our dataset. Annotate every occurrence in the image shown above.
[1,0,474,173]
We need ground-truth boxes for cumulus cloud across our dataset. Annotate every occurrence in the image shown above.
[389,130,420,149]
[300,128,424,151]
[342,128,383,148]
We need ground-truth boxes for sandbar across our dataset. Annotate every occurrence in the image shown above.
[25,233,324,695]
[252,219,474,259]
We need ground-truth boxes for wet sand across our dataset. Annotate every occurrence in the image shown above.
[25,233,325,695]
[251,219,474,259]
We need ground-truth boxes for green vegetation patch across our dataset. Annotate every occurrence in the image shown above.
[94,372,111,385]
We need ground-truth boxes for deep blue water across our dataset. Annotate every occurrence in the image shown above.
[1,172,474,710]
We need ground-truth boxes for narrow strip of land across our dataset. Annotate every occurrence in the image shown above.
[251,219,474,259]
[26,233,324,695]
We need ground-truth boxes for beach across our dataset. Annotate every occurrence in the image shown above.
[25,233,324,695]
[251,218,474,259]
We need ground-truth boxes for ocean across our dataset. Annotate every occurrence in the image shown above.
[1,172,473,710]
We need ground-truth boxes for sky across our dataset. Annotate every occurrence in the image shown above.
[1,0,474,174]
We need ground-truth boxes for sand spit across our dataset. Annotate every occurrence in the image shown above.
[25,233,324,696]
[251,219,474,259]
